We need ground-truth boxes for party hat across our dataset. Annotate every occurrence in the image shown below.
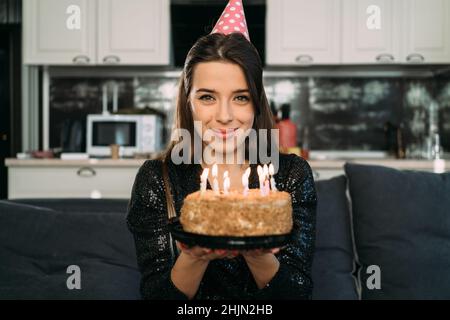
[211,0,250,41]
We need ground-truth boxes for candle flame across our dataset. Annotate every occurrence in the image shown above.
[212,163,218,177]
[201,168,209,180]
[257,165,263,177]
[244,167,251,178]
[269,163,275,176]
[263,164,269,178]
[223,170,229,179]
[241,173,248,186]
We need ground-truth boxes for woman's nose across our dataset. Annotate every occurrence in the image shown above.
[216,100,233,124]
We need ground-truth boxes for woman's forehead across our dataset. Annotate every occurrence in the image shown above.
[192,61,248,90]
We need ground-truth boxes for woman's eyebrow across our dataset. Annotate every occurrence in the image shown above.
[196,88,249,93]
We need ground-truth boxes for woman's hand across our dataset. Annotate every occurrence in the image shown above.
[241,248,280,260]
[240,248,281,289]
[176,241,240,262]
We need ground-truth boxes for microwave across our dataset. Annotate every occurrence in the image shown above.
[86,114,163,157]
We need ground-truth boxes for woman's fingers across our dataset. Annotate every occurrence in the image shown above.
[241,247,281,257]
[177,243,281,260]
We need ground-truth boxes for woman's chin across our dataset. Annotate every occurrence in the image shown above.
[203,142,246,163]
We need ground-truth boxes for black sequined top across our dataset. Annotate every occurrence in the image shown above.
[126,153,317,300]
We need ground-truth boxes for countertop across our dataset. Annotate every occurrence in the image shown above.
[4,157,449,171]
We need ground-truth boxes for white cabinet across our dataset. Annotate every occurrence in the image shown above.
[97,0,170,65]
[267,0,450,65]
[342,0,403,64]
[23,0,170,65]
[6,159,144,199]
[266,0,341,65]
[23,0,96,65]
[403,0,450,64]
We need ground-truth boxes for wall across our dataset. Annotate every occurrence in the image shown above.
[48,70,450,157]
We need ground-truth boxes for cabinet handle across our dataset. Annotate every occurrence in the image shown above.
[376,53,395,63]
[72,55,90,64]
[77,167,96,177]
[103,55,121,64]
[295,54,313,64]
[406,53,425,63]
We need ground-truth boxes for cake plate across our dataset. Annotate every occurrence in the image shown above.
[168,218,293,250]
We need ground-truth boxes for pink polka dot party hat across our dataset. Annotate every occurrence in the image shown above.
[210,0,250,41]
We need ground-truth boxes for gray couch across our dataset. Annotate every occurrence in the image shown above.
[1,163,449,299]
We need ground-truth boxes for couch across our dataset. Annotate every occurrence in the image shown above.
[1,163,449,300]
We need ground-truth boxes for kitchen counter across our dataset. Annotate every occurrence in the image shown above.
[5,157,449,170]
[5,158,148,167]
[5,157,448,199]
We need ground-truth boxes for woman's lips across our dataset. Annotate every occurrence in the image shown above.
[210,128,238,139]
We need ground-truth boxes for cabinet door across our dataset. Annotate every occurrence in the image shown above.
[97,0,170,65]
[8,166,138,199]
[342,0,402,64]
[403,0,450,63]
[266,0,341,65]
[23,0,96,65]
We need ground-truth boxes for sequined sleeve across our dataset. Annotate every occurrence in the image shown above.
[126,160,188,300]
[253,154,317,299]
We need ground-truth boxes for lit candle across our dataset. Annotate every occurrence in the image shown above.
[212,164,219,195]
[264,180,270,195]
[242,167,250,196]
[269,163,277,191]
[200,168,209,195]
[262,164,270,194]
[223,171,230,195]
[257,165,265,196]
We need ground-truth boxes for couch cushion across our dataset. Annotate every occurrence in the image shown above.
[312,175,358,300]
[0,200,140,299]
[345,163,450,299]
[8,198,129,215]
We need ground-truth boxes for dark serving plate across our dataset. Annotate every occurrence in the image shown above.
[168,218,293,250]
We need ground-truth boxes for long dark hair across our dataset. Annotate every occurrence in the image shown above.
[160,32,274,219]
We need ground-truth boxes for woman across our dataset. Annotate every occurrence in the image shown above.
[127,32,317,300]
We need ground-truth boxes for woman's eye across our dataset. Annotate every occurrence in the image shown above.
[235,95,250,102]
[199,95,215,102]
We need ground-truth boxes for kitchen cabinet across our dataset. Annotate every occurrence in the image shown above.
[266,0,341,65]
[23,0,170,65]
[6,159,143,199]
[23,0,96,65]
[97,0,170,65]
[342,0,403,64]
[403,0,450,64]
[267,0,450,65]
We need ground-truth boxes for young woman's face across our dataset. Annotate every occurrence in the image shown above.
[189,61,255,158]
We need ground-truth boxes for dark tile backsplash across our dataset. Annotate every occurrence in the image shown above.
[49,73,450,157]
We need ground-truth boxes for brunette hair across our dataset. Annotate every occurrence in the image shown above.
[160,32,274,219]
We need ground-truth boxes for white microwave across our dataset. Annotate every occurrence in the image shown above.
[86,114,163,157]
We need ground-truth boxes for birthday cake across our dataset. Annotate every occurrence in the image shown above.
[180,189,293,237]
